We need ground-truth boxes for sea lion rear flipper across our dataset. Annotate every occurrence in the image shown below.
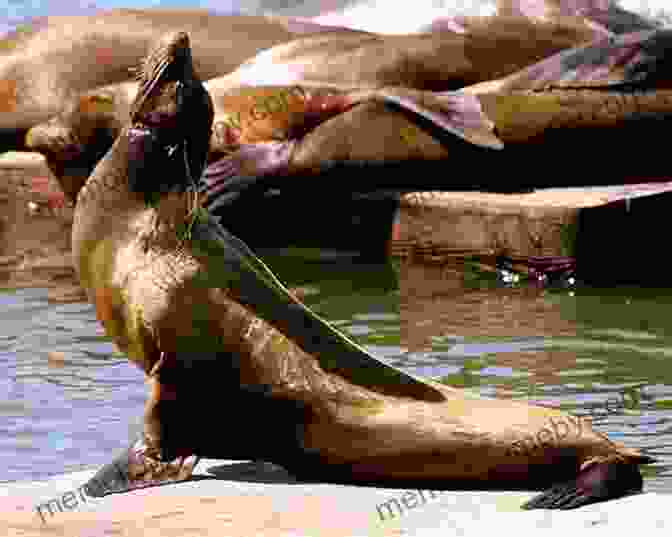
[521,456,644,510]
[193,219,446,402]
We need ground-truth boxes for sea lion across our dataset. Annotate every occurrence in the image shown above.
[26,15,605,204]
[200,28,672,205]
[495,0,662,35]
[73,30,653,511]
[24,81,138,203]
[215,15,605,91]
[0,7,365,135]
[308,0,659,36]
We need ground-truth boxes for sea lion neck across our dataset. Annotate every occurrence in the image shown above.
[73,29,212,285]
[82,145,193,212]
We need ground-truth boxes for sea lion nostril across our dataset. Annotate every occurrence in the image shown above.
[160,31,190,49]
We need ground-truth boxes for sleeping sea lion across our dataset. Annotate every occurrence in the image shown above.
[495,0,662,35]
[25,15,605,203]
[0,7,365,135]
[213,16,603,91]
[309,0,659,36]
[73,30,653,511]
[4,1,657,146]
[200,28,672,205]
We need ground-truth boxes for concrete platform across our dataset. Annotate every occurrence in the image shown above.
[392,183,672,284]
[2,459,668,536]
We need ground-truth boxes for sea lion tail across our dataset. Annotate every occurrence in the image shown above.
[522,453,655,510]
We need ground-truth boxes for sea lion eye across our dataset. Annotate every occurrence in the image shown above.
[176,81,193,113]
[176,81,184,111]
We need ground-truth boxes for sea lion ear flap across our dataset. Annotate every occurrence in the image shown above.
[373,89,504,150]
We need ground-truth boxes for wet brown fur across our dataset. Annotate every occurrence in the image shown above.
[73,31,653,505]
[0,8,363,135]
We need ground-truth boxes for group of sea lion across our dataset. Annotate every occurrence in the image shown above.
[50,2,662,513]
[16,3,669,215]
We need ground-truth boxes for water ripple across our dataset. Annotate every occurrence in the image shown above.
[1,260,671,494]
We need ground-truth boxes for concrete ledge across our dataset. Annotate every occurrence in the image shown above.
[392,183,672,283]
[2,459,668,536]
[0,150,48,170]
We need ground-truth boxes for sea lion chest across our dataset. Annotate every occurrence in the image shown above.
[77,233,161,369]
[84,233,232,374]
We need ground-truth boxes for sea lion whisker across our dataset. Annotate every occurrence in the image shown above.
[131,56,173,120]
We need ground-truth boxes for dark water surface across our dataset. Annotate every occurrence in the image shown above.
[1,251,671,492]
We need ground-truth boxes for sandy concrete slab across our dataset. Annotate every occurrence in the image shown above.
[0,151,47,169]
[392,183,672,283]
[1,459,668,536]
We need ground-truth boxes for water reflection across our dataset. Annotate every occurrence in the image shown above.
[397,257,672,491]
[0,253,403,484]
[1,253,671,493]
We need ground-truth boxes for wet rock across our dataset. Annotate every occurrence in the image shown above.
[0,151,80,297]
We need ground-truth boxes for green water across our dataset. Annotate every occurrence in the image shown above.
[1,251,670,492]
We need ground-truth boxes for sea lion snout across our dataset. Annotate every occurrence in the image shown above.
[155,31,193,80]
[147,31,192,75]
[160,31,190,48]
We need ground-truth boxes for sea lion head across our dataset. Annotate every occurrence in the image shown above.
[25,89,124,203]
[127,31,214,201]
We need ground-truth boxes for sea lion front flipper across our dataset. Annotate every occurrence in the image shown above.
[521,455,644,510]
[202,141,296,210]
[192,218,446,403]
[368,88,504,150]
[83,439,200,497]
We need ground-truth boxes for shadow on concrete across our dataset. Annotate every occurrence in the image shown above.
[200,459,575,493]
[204,461,301,485]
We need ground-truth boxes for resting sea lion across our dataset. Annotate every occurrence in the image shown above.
[199,28,672,204]
[309,0,659,36]
[24,81,138,203]
[26,15,605,203]
[215,15,605,91]
[0,7,365,135]
[74,30,653,511]
[495,0,662,35]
